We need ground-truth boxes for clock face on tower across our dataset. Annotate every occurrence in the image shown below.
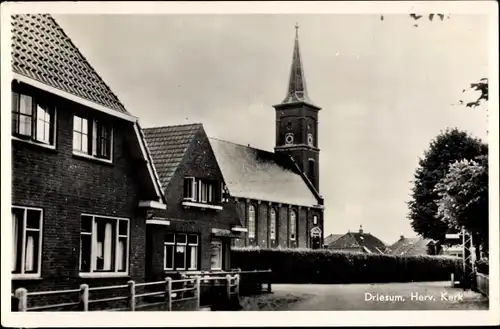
[285,133,294,145]
[307,133,314,146]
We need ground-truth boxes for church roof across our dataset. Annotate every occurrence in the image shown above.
[143,124,203,188]
[11,14,130,115]
[279,24,316,106]
[209,138,321,207]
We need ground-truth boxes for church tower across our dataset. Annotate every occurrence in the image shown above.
[274,24,321,192]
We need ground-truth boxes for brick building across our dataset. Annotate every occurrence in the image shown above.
[142,124,245,279]
[10,14,166,297]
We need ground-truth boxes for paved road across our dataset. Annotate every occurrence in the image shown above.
[271,281,489,310]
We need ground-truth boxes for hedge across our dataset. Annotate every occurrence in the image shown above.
[231,247,462,284]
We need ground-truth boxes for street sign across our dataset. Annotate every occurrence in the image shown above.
[445,233,461,239]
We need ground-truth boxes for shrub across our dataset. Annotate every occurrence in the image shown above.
[475,259,489,275]
[231,247,462,284]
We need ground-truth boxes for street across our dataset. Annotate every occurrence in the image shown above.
[265,281,489,310]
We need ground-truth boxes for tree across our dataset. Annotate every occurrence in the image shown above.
[434,157,489,258]
[407,129,488,244]
[459,78,489,109]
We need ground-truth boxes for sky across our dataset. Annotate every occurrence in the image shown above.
[53,14,489,245]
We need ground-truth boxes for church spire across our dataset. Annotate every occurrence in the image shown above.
[281,23,313,105]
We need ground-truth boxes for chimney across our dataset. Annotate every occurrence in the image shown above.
[359,225,363,235]
[400,235,405,241]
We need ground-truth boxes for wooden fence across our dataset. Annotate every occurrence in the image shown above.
[475,272,489,297]
[13,274,240,312]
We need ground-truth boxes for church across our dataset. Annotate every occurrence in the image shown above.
[144,25,325,252]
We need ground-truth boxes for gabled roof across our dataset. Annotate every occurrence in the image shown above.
[328,232,387,254]
[324,234,343,246]
[387,236,433,256]
[209,138,321,207]
[143,124,203,188]
[11,14,130,115]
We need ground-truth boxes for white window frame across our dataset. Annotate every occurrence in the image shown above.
[72,115,113,164]
[290,210,297,241]
[164,233,175,271]
[210,239,223,270]
[248,205,256,239]
[269,208,276,241]
[183,177,196,202]
[12,206,43,279]
[11,91,57,150]
[164,233,198,271]
[187,234,199,270]
[79,214,129,278]
[183,177,218,205]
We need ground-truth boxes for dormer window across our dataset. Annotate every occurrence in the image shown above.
[12,91,56,146]
[73,115,113,161]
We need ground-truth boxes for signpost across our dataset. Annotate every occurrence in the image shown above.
[445,227,475,289]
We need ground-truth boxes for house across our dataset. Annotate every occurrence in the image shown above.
[386,235,435,256]
[142,124,245,280]
[324,233,343,247]
[210,25,325,250]
[326,226,386,254]
[10,14,165,298]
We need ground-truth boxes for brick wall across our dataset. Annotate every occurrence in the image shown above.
[11,84,151,297]
[146,128,240,280]
[229,197,324,249]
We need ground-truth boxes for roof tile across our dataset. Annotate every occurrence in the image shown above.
[11,14,130,114]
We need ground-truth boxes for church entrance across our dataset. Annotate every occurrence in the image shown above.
[310,226,322,249]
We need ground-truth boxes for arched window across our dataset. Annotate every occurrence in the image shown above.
[248,205,256,239]
[269,208,276,241]
[290,210,297,241]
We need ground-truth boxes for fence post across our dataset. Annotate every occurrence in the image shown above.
[267,269,272,293]
[451,273,455,288]
[195,276,201,311]
[79,284,89,311]
[128,280,136,311]
[15,288,27,312]
[165,277,172,311]
[226,274,232,300]
[234,274,240,300]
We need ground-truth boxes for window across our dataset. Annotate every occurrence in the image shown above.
[210,239,223,270]
[73,115,112,160]
[80,215,129,274]
[12,92,56,146]
[164,233,199,270]
[313,215,318,225]
[12,207,43,276]
[183,177,218,204]
[308,159,315,182]
[248,205,256,239]
[290,210,297,241]
[269,208,276,241]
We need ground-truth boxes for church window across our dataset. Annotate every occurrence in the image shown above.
[289,210,297,241]
[308,159,315,181]
[269,208,276,241]
[285,133,294,145]
[287,122,292,130]
[248,205,256,239]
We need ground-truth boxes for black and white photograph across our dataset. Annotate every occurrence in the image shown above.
[1,1,498,327]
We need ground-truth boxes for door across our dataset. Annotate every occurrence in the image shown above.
[312,236,320,249]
